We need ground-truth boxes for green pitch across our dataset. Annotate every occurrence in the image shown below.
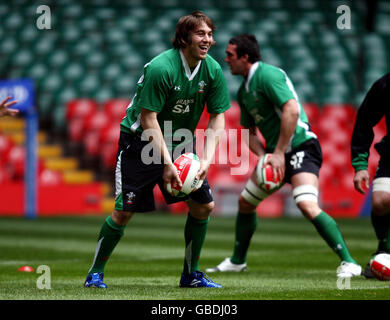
[0,213,389,300]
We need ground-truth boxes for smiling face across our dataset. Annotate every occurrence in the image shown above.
[182,21,214,68]
[225,43,250,77]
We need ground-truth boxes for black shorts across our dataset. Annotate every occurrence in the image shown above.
[114,131,213,213]
[375,154,390,179]
[283,138,323,184]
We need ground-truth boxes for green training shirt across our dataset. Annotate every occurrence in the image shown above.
[120,48,230,150]
[238,61,316,152]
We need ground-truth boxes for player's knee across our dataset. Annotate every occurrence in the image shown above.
[190,201,214,219]
[112,210,134,226]
[372,195,390,216]
[297,201,321,220]
[238,195,257,213]
[203,201,215,214]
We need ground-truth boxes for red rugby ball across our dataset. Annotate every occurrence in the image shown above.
[370,253,390,281]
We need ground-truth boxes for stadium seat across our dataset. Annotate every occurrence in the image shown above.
[99,123,121,169]
[0,166,12,183]
[102,98,129,121]
[66,99,100,142]
[5,145,25,180]
[302,103,320,125]
[39,168,63,186]
[0,134,14,165]
[66,99,99,121]
[100,143,118,170]
[83,131,102,157]
[322,104,356,124]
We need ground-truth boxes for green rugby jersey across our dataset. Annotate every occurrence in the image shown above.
[238,61,317,152]
[120,48,230,150]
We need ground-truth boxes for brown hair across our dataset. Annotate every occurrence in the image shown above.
[172,11,216,49]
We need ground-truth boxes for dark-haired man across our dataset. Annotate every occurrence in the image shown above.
[207,34,361,278]
[84,12,230,288]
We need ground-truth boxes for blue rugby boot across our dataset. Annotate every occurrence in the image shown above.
[84,272,108,288]
[179,271,223,288]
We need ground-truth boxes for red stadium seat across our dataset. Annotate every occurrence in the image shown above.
[100,143,118,169]
[84,110,110,132]
[0,134,14,165]
[99,123,121,169]
[302,103,320,131]
[102,98,130,121]
[39,168,63,186]
[83,131,101,156]
[322,104,356,120]
[66,99,100,143]
[99,122,121,145]
[0,166,12,183]
[6,145,25,179]
[68,118,85,142]
[66,99,99,121]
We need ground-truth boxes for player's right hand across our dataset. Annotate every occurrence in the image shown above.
[164,163,182,195]
[353,170,369,194]
[0,96,19,117]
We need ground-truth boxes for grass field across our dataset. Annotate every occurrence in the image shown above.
[0,213,389,301]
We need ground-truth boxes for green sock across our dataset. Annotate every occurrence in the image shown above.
[371,211,390,253]
[88,216,125,274]
[311,211,356,264]
[231,212,258,264]
[183,213,209,275]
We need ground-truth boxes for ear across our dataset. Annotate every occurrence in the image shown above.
[241,53,250,62]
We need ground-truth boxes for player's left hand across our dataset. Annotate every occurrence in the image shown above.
[265,152,285,182]
[353,170,369,194]
[0,96,19,117]
[164,163,182,195]
[193,160,208,191]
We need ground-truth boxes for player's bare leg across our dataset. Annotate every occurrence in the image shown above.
[206,171,260,273]
[292,172,361,277]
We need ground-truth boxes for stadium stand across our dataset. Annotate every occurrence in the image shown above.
[0,0,389,216]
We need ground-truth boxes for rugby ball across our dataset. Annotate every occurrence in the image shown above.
[171,153,203,197]
[370,253,390,281]
[256,154,281,192]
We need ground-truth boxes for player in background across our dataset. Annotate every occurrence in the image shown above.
[351,72,390,278]
[0,96,19,117]
[206,34,361,278]
[84,12,230,288]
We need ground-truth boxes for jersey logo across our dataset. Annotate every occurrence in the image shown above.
[290,151,305,169]
[172,104,190,114]
[172,99,194,114]
[198,80,206,93]
[126,192,136,204]
[174,86,181,91]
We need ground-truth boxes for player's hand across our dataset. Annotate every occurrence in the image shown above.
[264,152,285,182]
[353,170,369,194]
[0,96,19,117]
[193,160,208,191]
[164,163,182,195]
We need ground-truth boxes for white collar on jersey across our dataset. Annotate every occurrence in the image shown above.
[179,49,202,81]
[245,61,259,91]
